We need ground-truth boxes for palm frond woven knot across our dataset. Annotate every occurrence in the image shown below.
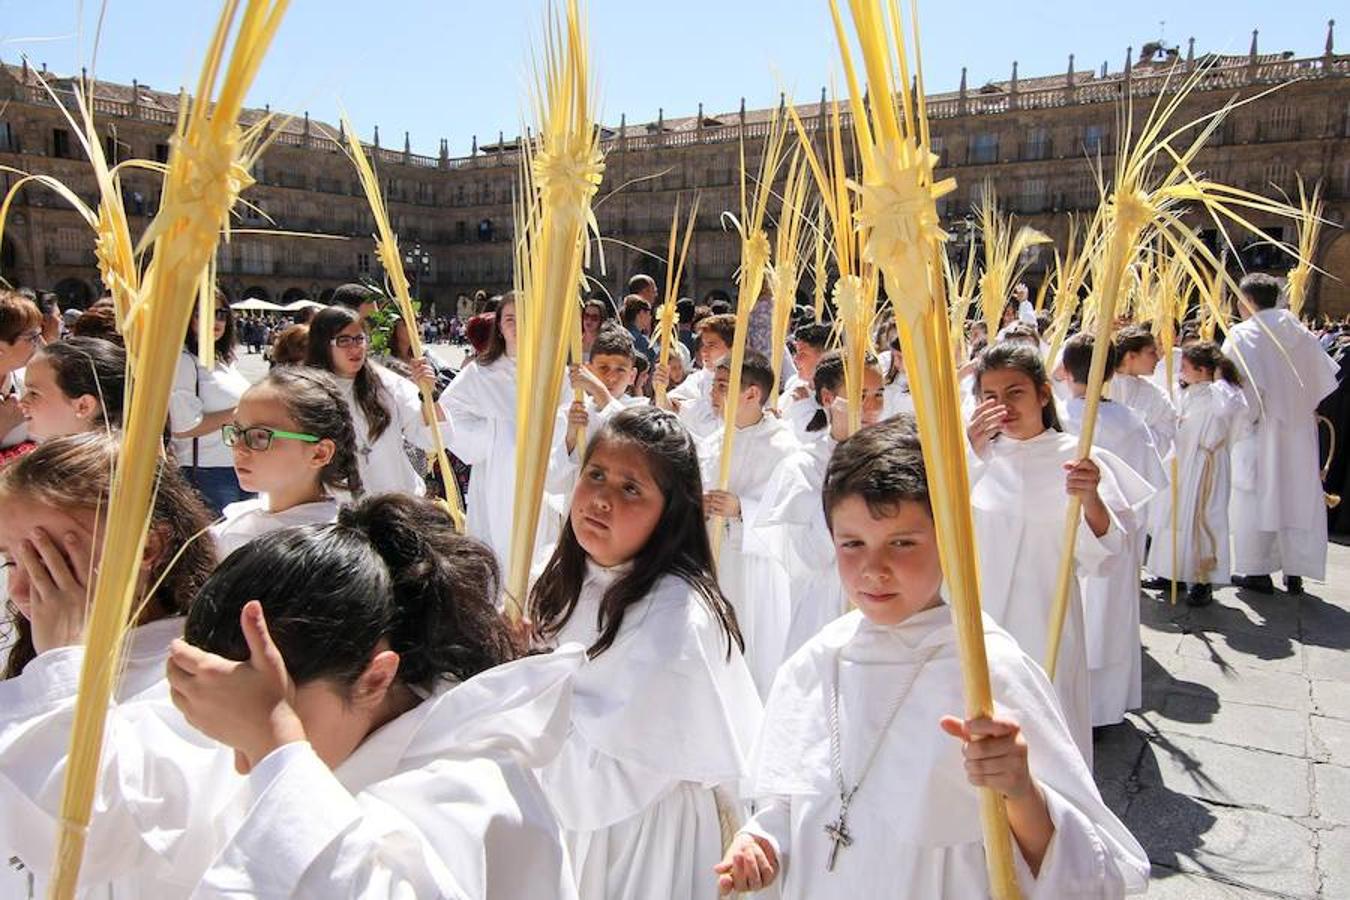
[852,140,954,307]
[744,231,772,281]
[531,140,604,224]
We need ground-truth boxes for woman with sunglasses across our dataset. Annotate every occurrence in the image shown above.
[306,306,450,496]
[169,295,252,515]
[0,290,45,464]
[211,366,363,557]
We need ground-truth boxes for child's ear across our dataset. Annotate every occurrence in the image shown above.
[353,649,401,710]
[310,437,336,470]
[72,394,101,422]
[141,525,169,576]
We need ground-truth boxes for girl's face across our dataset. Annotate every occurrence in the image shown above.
[1122,345,1160,376]
[1179,357,1213,388]
[0,326,41,376]
[19,356,100,440]
[570,438,665,568]
[978,367,1050,440]
[228,386,333,495]
[831,495,943,626]
[819,368,886,426]
[0,497,98,621]
[792,341,823,381]
[329,322,368,378]
[498,302,518,355]
[582,307,603,336]
[214,311,228,341]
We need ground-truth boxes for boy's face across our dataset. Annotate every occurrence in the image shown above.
[710,368,759,419]
[830,495,944,626]
[589,353,635,397]
[699,331,729,369]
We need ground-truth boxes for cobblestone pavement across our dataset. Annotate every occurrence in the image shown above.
[1100,540,1350,899]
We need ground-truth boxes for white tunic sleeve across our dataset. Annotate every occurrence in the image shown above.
[197,741,469,900]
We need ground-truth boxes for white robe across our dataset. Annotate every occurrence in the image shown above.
[209,496,340,558]
[537,563,762,900]
[1063,399,1161,728]
[1107,374,1176,458]
[195,647,586,900]
[776,375,821,442]
[699,415,801,698]
[669,368,721,441]
[339,364,452,498]
[743,607,1150,899]
[970,430,1151,760]
[1148,382,1249,586]
[1223,309,1339,579]
[0,618,239,899]
[439,357,518,569]
[880,350,916,419]
[750,430,846,656]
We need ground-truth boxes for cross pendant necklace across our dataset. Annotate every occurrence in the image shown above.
[823,644,939,873]
[823,795,855,871]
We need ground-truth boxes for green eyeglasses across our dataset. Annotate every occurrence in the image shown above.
[222,423,321,451]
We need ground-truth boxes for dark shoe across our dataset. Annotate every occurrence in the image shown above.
[1284,576,1304,595]
[1186,583,1213,607]
[1233,574,1275,594]
[1142,575,1170,591]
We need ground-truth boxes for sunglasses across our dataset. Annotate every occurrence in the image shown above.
[214,308,229,322]
[222,423,320,452]
[331,333,369,349]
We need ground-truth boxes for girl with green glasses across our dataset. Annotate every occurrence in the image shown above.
[212,367,363,557]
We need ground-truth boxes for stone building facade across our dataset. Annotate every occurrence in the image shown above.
[1,24,1348,317]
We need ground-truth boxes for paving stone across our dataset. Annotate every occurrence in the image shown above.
[1144,868,1279,898]
[1313,762,1350,826]
[1311,715,1350,763]
[1320,826,1350,900]
[1148,732,1311,817]
[1094,721,1148,784]
[1305,643,1350,681]
[1163,656,1312,712]
[1146,698,1308,757]
[1312,678,1350,720]
[1176,631,1305,675]
[1194,590,1302,640]
[1127,791,1318,898]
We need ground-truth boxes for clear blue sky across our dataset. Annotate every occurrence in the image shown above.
[0,1,1335,157]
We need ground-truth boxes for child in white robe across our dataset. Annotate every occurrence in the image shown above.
[440,294,520,569]
[665,313,736,441]
[211,367,356,557]
[967,342,1147,760]
[700,351,801,697]
[1148,342,1250,606]
[1109,325,1177,456]
[305,305,453,498]
[1060,334,1163,727]
[753,351,886,657]
[776,323,831,441]
[169,493,581,900]
[718,417,1149,898]
[0,433,233,899]
[528,406,762,900]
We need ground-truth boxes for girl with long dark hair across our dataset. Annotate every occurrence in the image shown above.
[967,341,1142,759]
[169,494,581,898]
[169,296,252,514]
[528,405,760,900]
[306,305,450,497]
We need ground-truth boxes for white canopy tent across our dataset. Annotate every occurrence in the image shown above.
[231,297,286,311]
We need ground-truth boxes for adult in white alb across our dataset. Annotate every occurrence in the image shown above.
[1223,273,1339,594]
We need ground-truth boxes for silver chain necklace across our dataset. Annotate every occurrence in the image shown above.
[823,644,940,872]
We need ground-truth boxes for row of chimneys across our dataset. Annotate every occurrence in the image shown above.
[9,19,1338,160]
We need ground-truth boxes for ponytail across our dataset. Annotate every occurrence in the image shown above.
[1182,341,1244,388]
[185,494,516,692]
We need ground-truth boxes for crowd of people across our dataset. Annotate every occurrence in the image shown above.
[0,268,1343,899]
